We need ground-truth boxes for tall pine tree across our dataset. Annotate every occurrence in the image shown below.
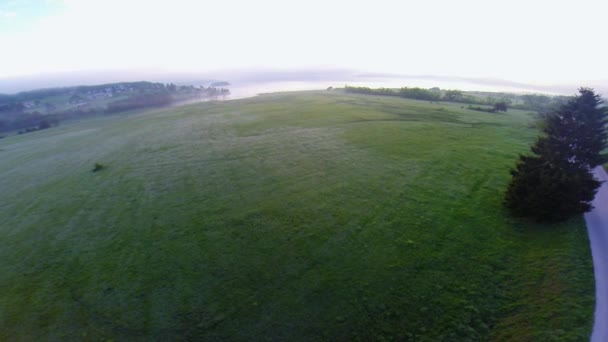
[505,88,608,222]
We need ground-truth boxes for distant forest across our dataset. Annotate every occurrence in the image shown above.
[0,81,230,135]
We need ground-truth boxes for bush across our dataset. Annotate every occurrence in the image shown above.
[467,105,496,113]
[493,102,508,112]
[92,163,105,172]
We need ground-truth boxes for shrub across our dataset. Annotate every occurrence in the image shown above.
[92,163,105,172]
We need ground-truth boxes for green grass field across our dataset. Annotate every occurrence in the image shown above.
[0,91,594,341]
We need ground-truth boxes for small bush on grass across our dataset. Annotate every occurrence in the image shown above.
[92,163,105,172]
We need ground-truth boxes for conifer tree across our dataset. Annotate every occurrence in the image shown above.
[505,88,607,221]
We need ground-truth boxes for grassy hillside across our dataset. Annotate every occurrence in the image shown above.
[0,91,594,341]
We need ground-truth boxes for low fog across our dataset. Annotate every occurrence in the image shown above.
[1,68,605,97]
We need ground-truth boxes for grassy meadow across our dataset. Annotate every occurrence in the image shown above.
[0,91,594,341]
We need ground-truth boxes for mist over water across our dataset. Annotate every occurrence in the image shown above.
[0,68,599,97]
[222,77,575,101]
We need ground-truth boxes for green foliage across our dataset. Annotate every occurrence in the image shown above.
[92,162,105,172]
[0,105,58,133]
[543,88,608,168]
[344,86,557,111]
[493,102,508,112]
[520,94,569,112]
[505,88,608,221]
[505,155,599,221]
[444,89,464,101]
[0,81,231,130]
[166,83,177,92]
[344,85,396,96]
[398,86,441,101]
[0,82,162,107]
[467,105,498,113]
[344,85,442,101]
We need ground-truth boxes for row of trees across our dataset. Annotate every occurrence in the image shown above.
[466,102,508,113]
[343,86,572,113]
[344,86,510,109]
[0,82,167,107]
[345,86,441,101]
[505,88,607,221]
[0,104,58,133]
[0,81,233,135]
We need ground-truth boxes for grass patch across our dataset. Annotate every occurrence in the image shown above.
[0,91,594,340]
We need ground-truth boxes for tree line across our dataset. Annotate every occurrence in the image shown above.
[0,104,57,134]
[345,85,512,110]
[345,86,442,101]
[0,82,231,134]
[344,86,567,112]
[0,82,165,106]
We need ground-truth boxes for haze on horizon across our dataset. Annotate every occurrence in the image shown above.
[1,0,608,92]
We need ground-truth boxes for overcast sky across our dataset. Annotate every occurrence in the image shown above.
[1,0,608,85]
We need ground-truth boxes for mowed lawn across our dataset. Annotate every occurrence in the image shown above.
[0,91,594,341]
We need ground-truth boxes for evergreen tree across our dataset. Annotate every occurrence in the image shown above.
[493,102,508,112]
[505,88,607,222]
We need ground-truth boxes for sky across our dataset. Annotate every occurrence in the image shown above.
[1,0,608,87]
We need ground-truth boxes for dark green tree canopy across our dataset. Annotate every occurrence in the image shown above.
[538,88,608,169]
[504,88,607,222]
[493,102,508,112]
